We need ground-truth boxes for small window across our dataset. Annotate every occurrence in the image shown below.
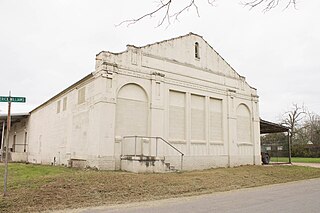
[57,100,61,113]
[195,42,200,59]
[24,132,27,152]
[78,87,86,104]
[13,135,16,152]
[63,97,67,111]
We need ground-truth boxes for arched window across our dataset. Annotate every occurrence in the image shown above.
[195,42,200,59]
[116,84,149,156]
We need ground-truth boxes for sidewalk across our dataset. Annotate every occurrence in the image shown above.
[293,162,320,168]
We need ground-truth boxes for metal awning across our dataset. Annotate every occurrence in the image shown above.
[0,113,29,149]
[0,113,29,125]
[260,119,289,134]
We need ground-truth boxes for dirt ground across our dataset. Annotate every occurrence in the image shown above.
[1,164,320,213]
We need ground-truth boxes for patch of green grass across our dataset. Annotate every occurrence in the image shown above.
[270,156,290,163]
[0,163,320,213]
[290,157,320,163]
[4,163,71,179]
[0,163,74,189]
[271,157,320,163]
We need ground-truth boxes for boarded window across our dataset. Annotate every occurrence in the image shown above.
[191,95,205,141]
[116,84,148,137]
[169,91,186,140]
[210,98,223,141]
[115,84,148,156]
[237,104,251,143]
[57,100,61,113]
[78,87,86,104]
[63,97,67,111]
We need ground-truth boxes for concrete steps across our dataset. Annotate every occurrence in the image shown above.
[120,155,180,173]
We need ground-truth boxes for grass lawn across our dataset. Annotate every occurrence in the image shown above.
[1,163,320,212]
[271,157,320,163]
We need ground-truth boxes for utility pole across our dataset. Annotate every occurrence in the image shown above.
[288,130,291,164]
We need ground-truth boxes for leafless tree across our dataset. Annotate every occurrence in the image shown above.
[117,0,297,27]
[282,103,306,144]
[301,111,320,144]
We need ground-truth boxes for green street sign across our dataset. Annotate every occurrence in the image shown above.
[0,96,26,103]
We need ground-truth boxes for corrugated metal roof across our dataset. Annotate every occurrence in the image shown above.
[0,113,29,123]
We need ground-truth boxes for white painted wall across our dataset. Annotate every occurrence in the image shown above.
[9,33,261,171]
[95,33,261,170]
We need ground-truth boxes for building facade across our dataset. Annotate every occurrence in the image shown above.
[3,33,261,172]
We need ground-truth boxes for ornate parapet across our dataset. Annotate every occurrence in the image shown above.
[94,62,118,79]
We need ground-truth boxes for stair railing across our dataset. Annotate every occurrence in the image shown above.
[122,136,184,170]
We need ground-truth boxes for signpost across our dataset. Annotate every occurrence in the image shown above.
[1,93,26,196]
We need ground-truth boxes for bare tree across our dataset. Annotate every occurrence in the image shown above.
[118,0,297,27]
[302,111,320,144]
[282,103,306,144]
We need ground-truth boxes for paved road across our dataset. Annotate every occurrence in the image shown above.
[75,178,320,213]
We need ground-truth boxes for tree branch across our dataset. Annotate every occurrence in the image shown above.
[171,0,200,24]
[243,0,297,12]
[116,0,173,27]
[117,0,297,27]
[117,0,214,27]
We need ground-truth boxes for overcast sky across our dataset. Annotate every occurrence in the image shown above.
[0,0,319,122]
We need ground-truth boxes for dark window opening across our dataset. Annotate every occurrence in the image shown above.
[195,42,200,59]
[12,135,16,152]
[24,132,27,152]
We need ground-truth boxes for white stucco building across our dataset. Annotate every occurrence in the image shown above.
[0,33,261,172]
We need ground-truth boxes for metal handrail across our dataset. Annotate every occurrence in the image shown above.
[159,137,184,156]
[123,136,184,156]
[122,135,184,170]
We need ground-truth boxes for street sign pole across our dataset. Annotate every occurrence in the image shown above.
[3,91,11,196]
[0,93,26,196]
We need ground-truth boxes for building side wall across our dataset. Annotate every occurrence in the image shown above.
[26,75,117,169]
